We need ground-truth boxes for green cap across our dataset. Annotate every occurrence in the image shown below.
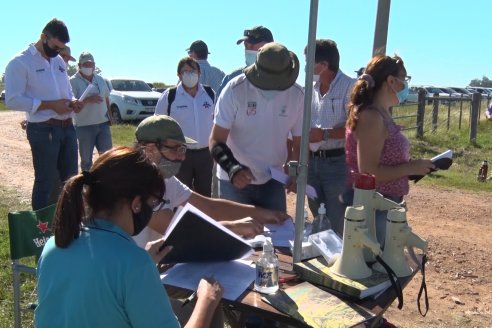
[135,116,197,144]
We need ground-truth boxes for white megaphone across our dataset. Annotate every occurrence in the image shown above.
[373,207,428,277]
[330,206,381,280]
[351,172,402,262]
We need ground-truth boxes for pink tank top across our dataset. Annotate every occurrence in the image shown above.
[345,108,410,198]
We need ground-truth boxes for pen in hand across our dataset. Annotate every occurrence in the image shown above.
[181,291,197,308]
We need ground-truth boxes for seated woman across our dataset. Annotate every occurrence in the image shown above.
[35,146,223,328]
[345,55,435,244]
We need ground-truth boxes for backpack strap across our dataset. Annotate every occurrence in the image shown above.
[167,87,177,116]
[203,85,215,103]
[167,85,215,116]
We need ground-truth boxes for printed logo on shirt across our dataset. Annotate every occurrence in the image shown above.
[58,65,65,73]
[247,101,257,116]
[279,105,288,117]
[202,101,211,109]
[36,68,45,72]
[176,105,188,109]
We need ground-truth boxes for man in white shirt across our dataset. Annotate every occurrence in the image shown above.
[307,39,355,235]
[5,18,84,210]
[155,57,215,197]
[210,42,304,212]
[186,40,224,94]
[132,115,289,248]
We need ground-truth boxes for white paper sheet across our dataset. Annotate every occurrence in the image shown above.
[247,218,295,248]
[78,83,98,102]
[161,260,255,301]
[269,167,318,199]
[431,149,453,161]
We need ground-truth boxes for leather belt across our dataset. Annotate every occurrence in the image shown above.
[187,147,209,153]
[44,118,73,128]
[310,148,345,158]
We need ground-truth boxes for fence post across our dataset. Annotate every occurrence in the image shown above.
[470,93,480,144]
[432,92,439,133]
[458,94,463,129]
[416,88,426,138]
[446,98,451,130]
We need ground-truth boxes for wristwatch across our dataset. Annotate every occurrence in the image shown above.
[322,129,330,141]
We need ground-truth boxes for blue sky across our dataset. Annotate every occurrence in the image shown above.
[1,0,489,88]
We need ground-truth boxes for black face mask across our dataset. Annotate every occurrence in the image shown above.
[132,202,153,236]
[43,40,60,58]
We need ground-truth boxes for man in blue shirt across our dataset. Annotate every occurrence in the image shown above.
[187,40,224,94]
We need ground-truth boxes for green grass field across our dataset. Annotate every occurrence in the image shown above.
[0,100,491,326]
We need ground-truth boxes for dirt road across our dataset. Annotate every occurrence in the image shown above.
[1,111,490,327]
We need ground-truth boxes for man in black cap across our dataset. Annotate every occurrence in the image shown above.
[210,42,304,212]
[216,26,274,97]
[186,40,224,93]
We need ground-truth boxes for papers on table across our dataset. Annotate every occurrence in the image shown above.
[269,167,318,199]
[247,218,295,248]
[161,260,255,301]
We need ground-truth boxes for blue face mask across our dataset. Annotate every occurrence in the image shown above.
[245,50,257,66]
[397,81,409,104]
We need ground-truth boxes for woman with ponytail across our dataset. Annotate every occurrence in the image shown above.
[35,146,224,328]
[345,55,435,244]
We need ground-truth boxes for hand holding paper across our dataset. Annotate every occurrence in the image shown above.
[78,83,98,102]
[409,149,453,183]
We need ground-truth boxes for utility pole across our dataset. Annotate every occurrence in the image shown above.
[372,0,391,56]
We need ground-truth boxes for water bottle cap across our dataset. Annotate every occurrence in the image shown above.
[318,203,326,215]
[263,237,274,252]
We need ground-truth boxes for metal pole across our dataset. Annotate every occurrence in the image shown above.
[293,0,318,263]
[372,0,391,56]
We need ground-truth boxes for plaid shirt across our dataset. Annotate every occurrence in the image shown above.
[311,70,355,150]
[197,59,224,94]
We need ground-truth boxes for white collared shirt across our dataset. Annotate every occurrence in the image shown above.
[310,70,355,150]
[214,74,304,184]
[5,44,74,122]
[155,83,215,149]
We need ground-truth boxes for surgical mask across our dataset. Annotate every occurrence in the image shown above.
[132,202,153,236]
[181,72,199,88]
[157,156,182,178]
[258,89,280,100]
[245,50,258,66]
[396,81,409,104]
[42,40,59,58]
[80,67,94,76]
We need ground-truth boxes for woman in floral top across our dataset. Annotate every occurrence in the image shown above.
[345,55,434,244]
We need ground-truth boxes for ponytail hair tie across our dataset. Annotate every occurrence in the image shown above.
[359,73,375,88]
[82,171,96,186]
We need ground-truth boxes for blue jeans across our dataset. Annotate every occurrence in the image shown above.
[27,122,78,210]
[218,178,286,212]
[75,122,112,171]
[307,154,347,236]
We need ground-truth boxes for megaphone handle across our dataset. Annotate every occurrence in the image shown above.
[417,254,429,317]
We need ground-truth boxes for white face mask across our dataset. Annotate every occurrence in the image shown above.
[245,50,258,66]
[181,72,199,88]
[80,67,94,76]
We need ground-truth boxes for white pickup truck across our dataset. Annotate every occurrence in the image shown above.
[107,78,161,123]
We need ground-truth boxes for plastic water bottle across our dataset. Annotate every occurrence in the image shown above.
[254,238,279,294]
[312,203,331,234]
[303,206,312,240]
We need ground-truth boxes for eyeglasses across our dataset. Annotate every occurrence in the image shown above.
[180,69,198,75]
[397,75,412,83]
[45,35,65,52]
[159,144,187,155]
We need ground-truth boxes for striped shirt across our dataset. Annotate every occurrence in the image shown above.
[311,70,355,150]
[196,59,225,94]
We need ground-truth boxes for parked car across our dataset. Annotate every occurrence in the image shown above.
[448,87,472,98]
[404,87,418,103]
[107,78,162,123]
[0,90,5,101]
[466,86,490,99]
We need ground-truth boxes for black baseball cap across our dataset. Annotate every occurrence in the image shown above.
[186,40,210,57]
[236,26,274,45]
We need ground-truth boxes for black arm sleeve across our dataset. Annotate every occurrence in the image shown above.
[210,142,247,181]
